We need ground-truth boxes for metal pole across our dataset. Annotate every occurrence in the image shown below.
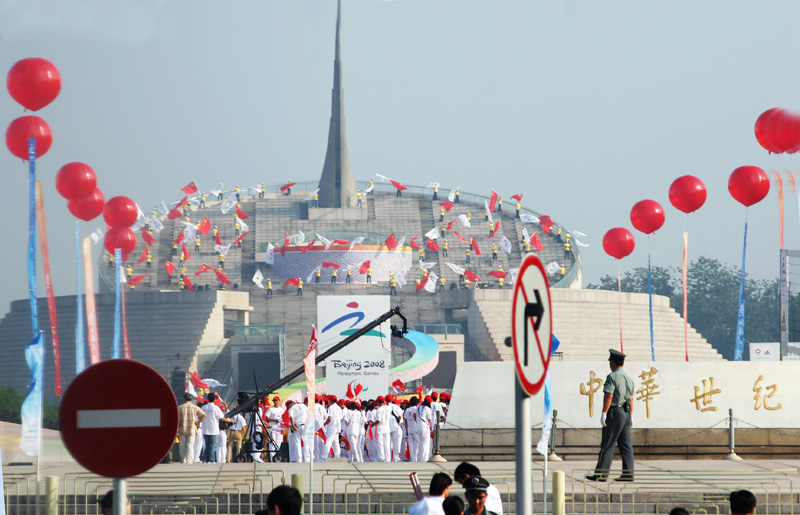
[724,408,742,460]
[552,471,565,515]
[113,478,126,515]
[45,476,57,515]
[430,411,447,462]
[291,474,304,514]
[548,409,562,461]
[515,380,532,515]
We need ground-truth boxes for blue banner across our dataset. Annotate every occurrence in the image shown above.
[734,222,747,361]
[20,332,44,456]
[112,248,122,359]
[648,252,655,361]
[27,139,38,336]
[75,222,86,374]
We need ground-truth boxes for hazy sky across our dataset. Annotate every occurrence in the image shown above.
[1,0,799,320]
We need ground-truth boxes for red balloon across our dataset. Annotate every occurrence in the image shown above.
[668,175,707,214]
[68,188,105,222]
[603,228,635,260]
[767,109,800,154]
[6,58,61,111]
[728,166,770,207]
[103,196,138,229]
[55,162,97,201]
[5,116,52,160]
[104,227,136,262]
[630,199,665,235]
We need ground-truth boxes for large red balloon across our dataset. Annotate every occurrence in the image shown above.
[767,109,800,154]
[55,162,97,201]
[103,196,138,229]
[104,227,136,262]
[603,228,635,260]
[630,199,665,235]
[5,116,52,160]
[755,108,782,154]
[68,188,105,222]
[668,175,707,214]
[728,166,770,207]
[6,58,61,111]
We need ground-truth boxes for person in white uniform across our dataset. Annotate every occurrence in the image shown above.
[374,396,392,462]
[264,396,285,463]
[313,396,327,462]
[287,400,310,463]
[324,397,344,459]
[404,398,420,462]
[388,396,404,462]
[343,402,364,462]
[416,397,434,462]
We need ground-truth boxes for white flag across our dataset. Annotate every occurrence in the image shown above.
[185,375,197,397]
[210,182,223,197]
[446,262,465,275]
[89,228,105,245]
[158,202,169,216]
[253,269,265,288]
[458,214,470,228]
[419,260,437,270]
[237,218,249,234]
[150,217,164,233]
[363,185,374,194]
[425,227,440,240]
[520,213,539,224]
[396,274,407,288]
[573,230,588,238]
[204,378,227,389]
[500,236,512,254]
[484,200,493,224]
[546,262,560,275]
[510,267,519,285]
[522,228,531,243]
[295,230,305,245]
[307,268,318,283]
[120,269,128,284]
[183,224,197,243]
[317,233,332,250]
[397,236,406,248]
[574,238,590,247]
[425,182,440,189]
[249,185,260,196]
[304,188,320,202]
[350,236,365,250]
[376,173,391,183]
[215,244,232,256]
[131,214,146,231]
[448,188,456,202]
[424,271,438,293]
[266,243,275,264]
[220,197,236,214]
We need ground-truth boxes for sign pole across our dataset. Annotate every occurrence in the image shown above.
[113,478,126,515]
[515,380,531,515]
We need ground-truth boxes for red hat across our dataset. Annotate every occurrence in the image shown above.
[272,395,281,402]
[337,398,346,405]
[286,399,295,406]
[431,392,438,400]
[376,396,385,403]
[424,395,433,403]
[315,394,321,402]
[328,395,337,402]
[303,397,308,404]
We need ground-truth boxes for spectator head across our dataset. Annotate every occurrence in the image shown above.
[255,485,303,515]
[463,477,490,514]
[730,490,756,515]
[669,509,690,515]
[183,393,194,402]
[207,392,216,402]
[442,495,465,515]
[429,472,453,497]
[454,462,482,485]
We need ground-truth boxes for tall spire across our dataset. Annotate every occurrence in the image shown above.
[318,0,357,208]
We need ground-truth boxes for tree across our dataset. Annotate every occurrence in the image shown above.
[587,257,779,360]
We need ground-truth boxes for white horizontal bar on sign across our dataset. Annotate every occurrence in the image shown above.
[77,409,161,429]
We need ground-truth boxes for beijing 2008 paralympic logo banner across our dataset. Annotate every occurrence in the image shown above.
[317,295,391,399]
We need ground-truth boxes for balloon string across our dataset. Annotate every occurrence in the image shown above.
[683,230,689,362]
[617,261,623,353]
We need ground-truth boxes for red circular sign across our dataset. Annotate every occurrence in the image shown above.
[60,360,178,478]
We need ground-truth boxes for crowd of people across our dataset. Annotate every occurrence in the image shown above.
[176,390,451,464]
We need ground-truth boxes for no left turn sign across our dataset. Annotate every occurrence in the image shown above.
[511,254,552,396]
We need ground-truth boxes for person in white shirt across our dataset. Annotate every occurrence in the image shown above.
[415,397,434,462]
[343,402,364,462]
[365,404,378,461]
[226,411,247,462]
[287,400,310,462]
[404,398,420,461]
[408,472,453,515]
[374,396,392,462]
[324,397,344,459]
[200,393,231,463]
[454,462,504,514]
[388,396,404,462]
[264,396,285,463]
[245,402,266,463]
[313,396,328,462]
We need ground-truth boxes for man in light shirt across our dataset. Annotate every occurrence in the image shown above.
[288,399,310,462]
[454,462,504,514]
[324,396,344,459]
[264,396,285,463]
[200,393,232,463]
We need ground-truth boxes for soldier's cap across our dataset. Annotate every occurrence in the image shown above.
[464,476,490,493]
[608,349,626,363]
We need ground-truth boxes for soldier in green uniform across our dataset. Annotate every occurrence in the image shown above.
[586,349,634,482]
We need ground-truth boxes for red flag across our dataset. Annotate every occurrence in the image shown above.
[532,232,544,251]
[414,384,424,396]
[354,383,363,397]
[235,205,249,219]
[454,231,466,242]
[176,195,190,208]
[489,221,500,239]
[511,193,523,202]
[488,270,509,279]
[300,239,315,253]
[284,277,300,286]
[446,220,455,230]
[141,228,155,245]
[417,275,430,289]
[322,262,340,268]
[340,434,351,451]
[346,383,355,399]
[465,269,481,282]
[189,372,209,389]
[280,181,297,193]
[359,261,371,274]
[539,215,554,233]
[410,237,422,249]
[167,208,182,220]
[165,261,176,276]
[215,231,222,246]
[281,410,291,427]
[173,232,185,245]
[439,202,454,212]
[392,379,406,393]
[196,264,213,276]
[333,239,350,245]
[214,269,230,285]
[315,428,327,443]
[136,245,148,265]
[182,243,191,261]
[233,231,248,245]
[390,180,407,192]
[385,233,397,250]
[184,276,195,291]
[403,444,410,460]
[471,237,481,255]
[128,275,146,285]
[489,190,498,212]
[197,217,211,235]
[425,239,440,251]
[181,182,198,194]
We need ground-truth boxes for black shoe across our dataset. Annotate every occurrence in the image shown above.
[615,476,634,482]
[585,475,607,482]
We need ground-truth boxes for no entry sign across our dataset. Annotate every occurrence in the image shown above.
[60,360,178,478]
[511,254,552,396]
